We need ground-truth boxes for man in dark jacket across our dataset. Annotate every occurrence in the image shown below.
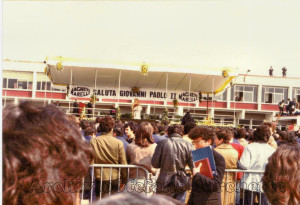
[187,126,225,205]
[87,100,93,117]
[181,111,195,125]
[288,98,296,115]
[73,99,79,117]
[151,124,194,203]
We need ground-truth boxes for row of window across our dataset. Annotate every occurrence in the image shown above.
[2,78,66,92]
[216,85,300,104]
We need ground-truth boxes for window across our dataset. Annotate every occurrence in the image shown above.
[36,81,66,92]
[8,79,18,89]
[293,88,300,103]
[3,78,7,88]
[18,81,28,89]
[231,85,258,102]
[262,86,288,104]
[215,89,227,101]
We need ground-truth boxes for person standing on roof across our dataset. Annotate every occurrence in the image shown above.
[269,66,273,77]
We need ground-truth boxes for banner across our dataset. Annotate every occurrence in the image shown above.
[69,86,200,102]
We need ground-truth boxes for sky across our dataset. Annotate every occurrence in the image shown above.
[3,0,300,77]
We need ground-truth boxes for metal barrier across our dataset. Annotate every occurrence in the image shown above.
[223,169,266,205]
[81,166,268,205]
[81,164,153,205]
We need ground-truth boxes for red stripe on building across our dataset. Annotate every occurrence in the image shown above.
[3,90,32,98]
[230,102,258,110]
[199,101,225,108]
[36,92,66,99]
[69,97,93,101]
[139,100,164,105]
[261,104,279,111]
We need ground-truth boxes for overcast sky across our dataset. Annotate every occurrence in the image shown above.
[3,0,300,77]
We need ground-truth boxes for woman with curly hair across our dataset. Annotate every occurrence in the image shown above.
[262,144,300,205]
[2,101,93,205]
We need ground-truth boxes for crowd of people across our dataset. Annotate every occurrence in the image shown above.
[3,101,300,205]
[278,98,300,116]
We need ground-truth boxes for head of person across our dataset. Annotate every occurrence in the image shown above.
[150,122,159,135]
[135,122,154,148]
[99,116,115,133]
[235,128,246,139]
[167,124,184,137]
[262,121,275,134]
[158,125,167,136]
[215,127,233,146]
[279,131,298,145]
[252,125,271,143]
[113,125,124,137]
[94,192,183,205]
[95,116,101,124]
[3,101,93,204]
[262,144,300,205]
[184,122,197,135]
[124,121,137,138]
[80,119,90,130]
[188,126,216,149]
[84,126,96,137]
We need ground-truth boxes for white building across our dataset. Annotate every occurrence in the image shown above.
[2,59,300,128]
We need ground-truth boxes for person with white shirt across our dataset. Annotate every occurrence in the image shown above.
[239,125,276,205]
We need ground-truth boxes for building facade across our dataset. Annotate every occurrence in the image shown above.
[2,60,300,128]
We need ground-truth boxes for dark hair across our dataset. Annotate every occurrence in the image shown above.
[151,122,159,135]
[252,125,271,143]
[80,120,90,130]
[3,101,93,205]
[113,125,124,137]
[262,121,275,132]
[124,121,137,134]
[216,128,233,144]
[263,144,300,205]
[188,126,216,145]
[84,126,96,136]
[236,128,246,139]
[158,125,167,136]
[95,116,101,124]
[167,124,184,137]
[99,116,115,133]
[279,131,298,145]
[135,122,154,148]
[184,122,196,135]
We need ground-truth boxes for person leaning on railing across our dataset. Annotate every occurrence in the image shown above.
[89,116,128,199]
[125,122,158,195]
[238,125,276,205]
